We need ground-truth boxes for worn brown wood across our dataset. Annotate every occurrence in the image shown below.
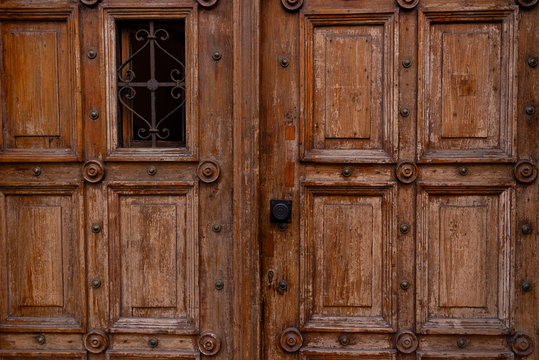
[260,0,538,359]
[0,0,537,359]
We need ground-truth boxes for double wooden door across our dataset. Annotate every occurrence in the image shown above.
[0,0,537,359]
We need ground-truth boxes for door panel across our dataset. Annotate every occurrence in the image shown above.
[0,6,81,162]
[0,0,237,358]
[418,8,517,162]
[261,0,538,359]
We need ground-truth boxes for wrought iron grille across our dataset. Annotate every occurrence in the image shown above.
[117,21,186,148]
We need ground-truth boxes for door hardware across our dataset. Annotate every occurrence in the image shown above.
[457,338,467,348]
[279,327,303,352]
[87,49,97,59]
[84,330,108,353]
[35,335,46,345]
[400,280,410,290]
[521,224,532,234]
[91,223,101,233]
[91,279,102,289]
[32,167,41,176]
[522,281,532,292]
[280,57,290,68]
[400,224,409,234]
[341,167,352,177]
[270,200,292,223]
[402,59,412,68]
[395,330,418,354]
[148,338,158,348]
[338,335,350,346]
[528,56,538,68]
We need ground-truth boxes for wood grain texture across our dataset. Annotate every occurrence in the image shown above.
[0,6,81,162]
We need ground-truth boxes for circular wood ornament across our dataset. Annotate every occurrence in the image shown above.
[395,330,418,354]
[511,332,534,356]
[516,0,538,8]
[281,0,304,11]
[198,331,221,356]
[396,0,420,10]
[279,327,303,353]
[197,0,219,8]
[83,160,105,184]
[514,160,537,184]
[84,330,108,354]
[197,160,221,183]
[80,0,100,6]
[396,161,418,184]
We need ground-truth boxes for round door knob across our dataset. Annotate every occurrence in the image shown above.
[271,202,291,222]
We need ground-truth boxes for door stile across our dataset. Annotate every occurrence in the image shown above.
[232,0,261,358]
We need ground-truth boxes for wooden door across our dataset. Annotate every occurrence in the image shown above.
[260,0,538,359]
[0,0,262,359]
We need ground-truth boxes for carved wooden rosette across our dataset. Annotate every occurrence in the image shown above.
[279,327,303,352]
[198,331,221,356]
[397,0,420,9]
[197,160,221,183]
[80,0,101,5]
[395,330,418,354]
[514,160,538,183]
[516,0,538,8]
[396,161,418,184]
[83,160,105,183]
[83,330,108,354]
[197,0,219,8]
[511,332,534,356]
[281,0,304,11]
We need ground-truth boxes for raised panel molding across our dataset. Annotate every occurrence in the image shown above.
[0,351,86,359]
[0,185,85,332]
[107,183,198,334]
[300,348,396,359]
[418,8,517,162]
[300,11,398,163]
[417,184,513,334]
[0,7,81,162]
[300,182,396,332]
[417,351,514,360]
[106,351,200,360]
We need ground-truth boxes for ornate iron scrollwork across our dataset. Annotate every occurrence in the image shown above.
[117,22,186,148]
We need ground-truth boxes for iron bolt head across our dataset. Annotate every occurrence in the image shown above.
[522,281,532,292]
[402,58,412,68]
[400,280,410,290]
[215,280,224,290]
[528,57,538,68]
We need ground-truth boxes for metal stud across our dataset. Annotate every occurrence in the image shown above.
[87,49,97,59]
[457,338,467,348]
[400,107,410,117]
[32,166,42,176]
[522,224,532,234]
[212,223,222,233]
[400,224,409,234]
[341,167,352,177]
[35,335,46,345]
[339,336,350,346]
[91,223,101,233]
[280,57,290,68]
[215,280,224,290]
[146,166,157,176]
[148,338,159,348]
[279,223,288,231]
[400,280,410,290]
[89,110,99,120]
[278,280,288,291]
[402,59,412,68]
[459,167,468,176]
[91,279,102,289]
[212,50,222,61]
[525,105,536,115]
[522,281,532,292]
[528,56,538,68]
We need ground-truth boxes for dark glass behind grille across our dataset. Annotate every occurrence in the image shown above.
[116,20,186,148]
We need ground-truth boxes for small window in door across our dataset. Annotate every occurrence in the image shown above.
[116,20,186,148]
